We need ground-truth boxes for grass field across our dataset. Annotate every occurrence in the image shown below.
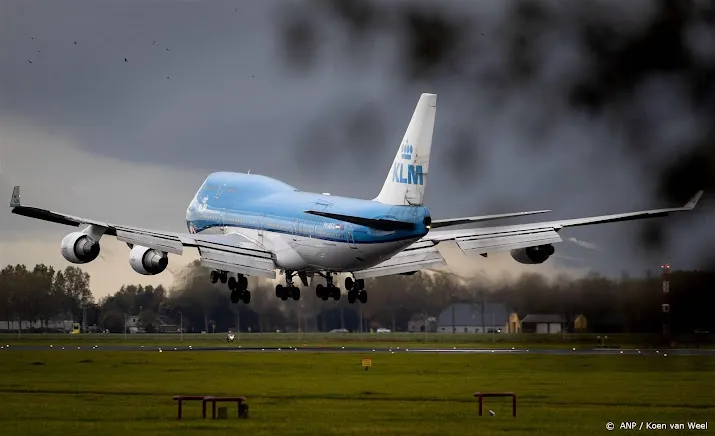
[0,348,712,435]
[1,332,711,349]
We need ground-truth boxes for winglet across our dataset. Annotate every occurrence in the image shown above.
[10,186,20,208]
[684,190,703,209]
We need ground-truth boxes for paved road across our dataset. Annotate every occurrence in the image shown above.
[2,344,714,356]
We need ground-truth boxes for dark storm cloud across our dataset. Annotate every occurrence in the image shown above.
[276,0,715,273]
[1,0,713,283]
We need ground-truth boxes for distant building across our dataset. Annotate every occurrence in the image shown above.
[407,315,437,333]
[574,314,588,332]
[437,302,513,333]
[154,315,180,333]
[0,314,74,332]
[521,314,565,334]
[125,316,140,329]
[506,312,521,333]
[125,315,146,334]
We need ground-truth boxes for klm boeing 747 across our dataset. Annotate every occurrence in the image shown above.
[9,93,703,305]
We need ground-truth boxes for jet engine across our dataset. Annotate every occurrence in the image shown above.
[129,245,168,275]
[60,232,101,264]
[510,244,555,264]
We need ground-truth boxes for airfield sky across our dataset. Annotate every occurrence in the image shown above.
[1,0,713,298]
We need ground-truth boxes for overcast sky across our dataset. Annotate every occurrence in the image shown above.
[1,0,712,298]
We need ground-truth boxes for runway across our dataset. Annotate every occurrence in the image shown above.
[2,344,714,356]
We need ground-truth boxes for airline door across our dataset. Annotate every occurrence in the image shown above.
[347,226,357,249]
[215,184,227,232]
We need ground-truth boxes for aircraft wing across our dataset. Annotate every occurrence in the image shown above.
[429,209,551,228]
[422,191,703,257]
[8,186,278,279]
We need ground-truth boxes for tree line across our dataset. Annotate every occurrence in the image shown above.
[1,260,713,335]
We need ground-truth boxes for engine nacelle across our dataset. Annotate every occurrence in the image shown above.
[61,232,101,264]
[510,244,555,265]
[129,245,168,275]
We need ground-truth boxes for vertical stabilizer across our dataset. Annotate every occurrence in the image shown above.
[374,93,436,206]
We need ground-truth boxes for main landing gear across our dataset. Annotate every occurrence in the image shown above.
[315,272,340,301]
[344,276,367,304]
[210,270,251,304]
[313,273,367,304]
[275,270,301,301]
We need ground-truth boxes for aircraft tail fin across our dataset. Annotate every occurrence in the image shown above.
[374,93,436,206]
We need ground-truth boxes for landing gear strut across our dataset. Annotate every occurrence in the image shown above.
[345,276,367,304]
[275,270,301,301]
[211,270,251,304]
[315,272,341,301]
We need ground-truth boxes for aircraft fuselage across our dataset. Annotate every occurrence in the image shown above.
[185,171,431,272]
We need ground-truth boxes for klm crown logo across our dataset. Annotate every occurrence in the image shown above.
[401,140,413,160]
[393,140,423,185]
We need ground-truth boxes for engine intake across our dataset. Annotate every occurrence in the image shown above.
[129,245,168,275]
[60,232,101,264]
[510,244,555,264]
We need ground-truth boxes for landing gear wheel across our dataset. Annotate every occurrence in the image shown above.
[316,284,325,299]
[345,277,354,291]
[241,290,251,304]
[276,284,283,298]
[358,290,367,304]
[331,286,341,301]
[292,287,301,301]
[230,289,241,304]
[238,275,248,291]
[356,279,364,291]
[210,271,219,284]
[228,276,237,291]
[347,291,357,304]
[220,272,227,284]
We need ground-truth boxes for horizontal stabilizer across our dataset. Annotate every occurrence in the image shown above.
[353,240,446,279]
[430,209,551,228]
[303,210,415,231]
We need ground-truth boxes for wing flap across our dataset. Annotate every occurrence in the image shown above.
[353,241,446,279]
[115,229,185,255]
[198,247,276,279]
[455,228,562,256]
[401,240,439,251]
[190,237,275,259]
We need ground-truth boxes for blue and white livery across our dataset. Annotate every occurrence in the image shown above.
[9,93,703,305]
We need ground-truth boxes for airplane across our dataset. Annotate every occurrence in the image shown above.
[8,93,703,305]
